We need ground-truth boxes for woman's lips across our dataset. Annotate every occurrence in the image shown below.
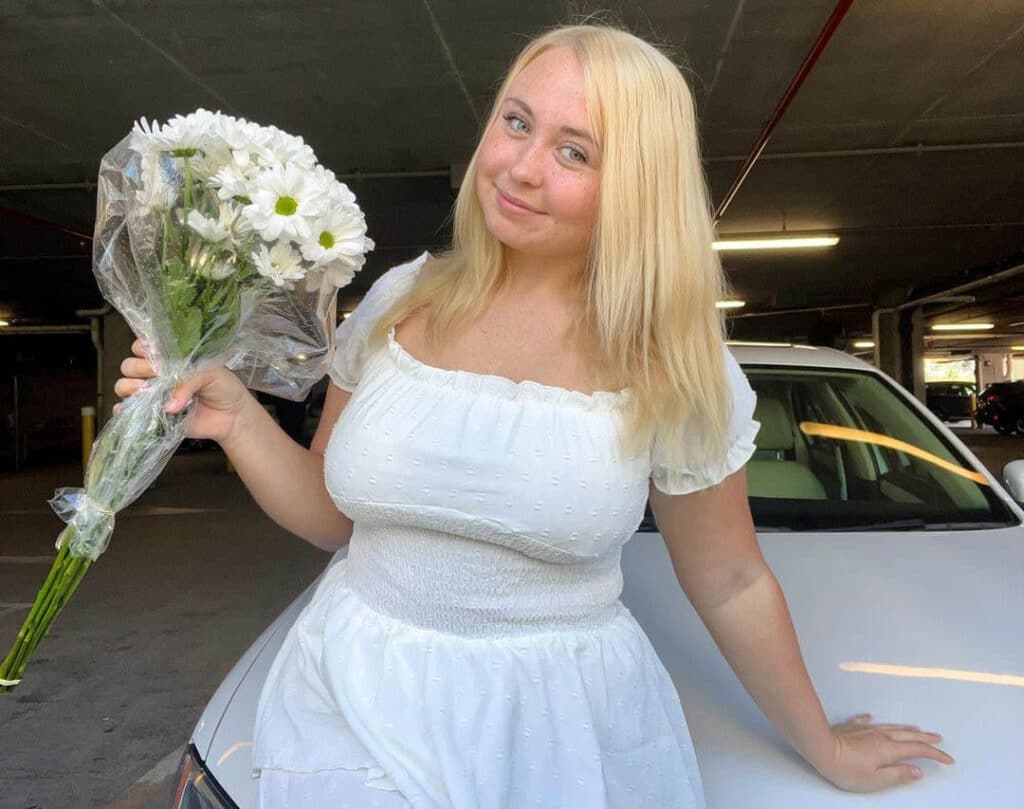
[496,188,542,215]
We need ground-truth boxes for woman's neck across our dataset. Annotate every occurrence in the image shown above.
[502,250,586,303]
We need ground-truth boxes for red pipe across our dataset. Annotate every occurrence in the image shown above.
[714,0,856,221]
[0,206,93,242]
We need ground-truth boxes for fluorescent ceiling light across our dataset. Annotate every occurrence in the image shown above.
[931,323,994,331]
[929,334,996,340]
[716,300,745,309]
[0,319,8,327]
[713,235,839,251]
[1012,345,1024,351]
[853,340,875,348]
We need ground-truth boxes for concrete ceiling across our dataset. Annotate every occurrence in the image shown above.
[2,0,1023,353]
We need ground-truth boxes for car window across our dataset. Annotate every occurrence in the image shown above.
[739,366,1018,532]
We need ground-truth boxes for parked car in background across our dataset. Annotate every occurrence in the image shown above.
[975,380,1024,435]
[925,381,976,422]
[172,344,1024,808]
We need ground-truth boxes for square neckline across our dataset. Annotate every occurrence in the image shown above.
[385,325,630,409]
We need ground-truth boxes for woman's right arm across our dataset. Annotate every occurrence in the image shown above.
[114,339,354,553]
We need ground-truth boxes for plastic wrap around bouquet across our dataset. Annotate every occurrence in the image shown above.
[0,109,374,692]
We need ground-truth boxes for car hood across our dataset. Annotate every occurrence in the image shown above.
[196,527,1024,808]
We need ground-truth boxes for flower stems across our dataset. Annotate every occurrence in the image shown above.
[0,529,92,693]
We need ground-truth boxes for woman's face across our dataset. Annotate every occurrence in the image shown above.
[475,47,601,264]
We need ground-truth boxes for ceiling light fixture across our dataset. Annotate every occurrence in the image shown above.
[852,340,875,348]
[931,323,994,331]
[712,235,839,251]
[716,300,745,309]
[0,320,9,327]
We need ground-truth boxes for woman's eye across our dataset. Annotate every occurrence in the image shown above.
[560,145,588,164]
[504,113,529,133]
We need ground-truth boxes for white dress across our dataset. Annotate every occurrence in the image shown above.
[251,252,761,808]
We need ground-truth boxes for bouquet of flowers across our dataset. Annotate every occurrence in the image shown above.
[0,109,373,693]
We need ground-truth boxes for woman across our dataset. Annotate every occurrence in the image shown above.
[115,23,953,808]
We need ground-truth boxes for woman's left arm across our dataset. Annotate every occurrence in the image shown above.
[648,468,955,792]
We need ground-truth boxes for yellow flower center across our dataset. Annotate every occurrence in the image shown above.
[275,196,298,216]
[319,231,335,249]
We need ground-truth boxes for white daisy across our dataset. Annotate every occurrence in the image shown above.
[265,127,317,170]
[211,163,251,201]
[131,109,217,158]
[244,163,326,242]
[135,153,178,212]
[187,210,230,243]
[199,255,238,281]
[252,241,306,287]
[300,206,373,269]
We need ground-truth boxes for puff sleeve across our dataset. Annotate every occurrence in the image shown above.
[327,252,430,391]
[649,347,761,495]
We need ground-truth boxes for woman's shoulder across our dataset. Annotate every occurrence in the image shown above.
[365,250,432,301]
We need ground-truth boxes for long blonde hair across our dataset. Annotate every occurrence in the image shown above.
[369,23,736,470]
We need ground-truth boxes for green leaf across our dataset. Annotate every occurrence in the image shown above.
[171,305,202,356]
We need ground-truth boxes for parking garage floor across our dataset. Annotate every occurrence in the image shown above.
[0,449,330,809]
[1,426,1021,809]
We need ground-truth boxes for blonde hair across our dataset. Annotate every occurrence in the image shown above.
[369,23,736,472]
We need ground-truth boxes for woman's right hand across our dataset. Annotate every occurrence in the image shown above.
[113,338,253,445]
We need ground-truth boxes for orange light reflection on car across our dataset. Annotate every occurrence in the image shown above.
[840,661,1024,688]
[798,422,989,486]
[216,740,253,767]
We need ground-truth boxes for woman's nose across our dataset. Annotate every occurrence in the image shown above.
[508,141,543,186]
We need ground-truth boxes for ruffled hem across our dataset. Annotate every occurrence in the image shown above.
[650,413,761,495]
[252,558,704,809]
[254,761,401,792]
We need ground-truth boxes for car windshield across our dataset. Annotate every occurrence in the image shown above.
[740,365,1019,532]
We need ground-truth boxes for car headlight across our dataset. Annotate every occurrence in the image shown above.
[171,744,238,809]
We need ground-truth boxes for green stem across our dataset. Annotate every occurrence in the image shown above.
[161,209,170,269]
[0,531,94,693]
[10,550,81,668]
[181,159,193,265]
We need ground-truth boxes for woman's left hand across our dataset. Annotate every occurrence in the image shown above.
[818,713,955,792]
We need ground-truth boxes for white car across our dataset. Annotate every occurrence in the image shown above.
[170,344,1024,808]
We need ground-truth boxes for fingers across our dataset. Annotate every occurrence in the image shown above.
[165,371,212,413]
[113,377,147,399]
[884,730,943,744]
[131,338,149,357]
[120,356,156,379]
[876,763,924,789]
[889,740,955,766]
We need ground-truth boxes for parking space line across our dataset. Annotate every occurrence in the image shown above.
[0,603,35,618]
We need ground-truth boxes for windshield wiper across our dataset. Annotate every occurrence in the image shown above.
[822,518,1012,532]
[822,519,927,532]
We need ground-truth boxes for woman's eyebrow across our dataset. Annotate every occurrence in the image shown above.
[505,96,596,145]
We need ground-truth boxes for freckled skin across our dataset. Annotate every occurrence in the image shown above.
[475,47,602,265]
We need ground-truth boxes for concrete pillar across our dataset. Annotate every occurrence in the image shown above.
[872,287,904,382]
[97,311,135,431]
[905,305,929,403]
[977,350,1013,388]
[872,289,926,401]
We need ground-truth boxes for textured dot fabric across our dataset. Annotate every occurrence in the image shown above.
[251,252,760,808]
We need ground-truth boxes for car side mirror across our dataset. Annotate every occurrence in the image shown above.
[1002,460,1024,504]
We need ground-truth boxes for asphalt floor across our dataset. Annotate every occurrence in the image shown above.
[0,449,329,809]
